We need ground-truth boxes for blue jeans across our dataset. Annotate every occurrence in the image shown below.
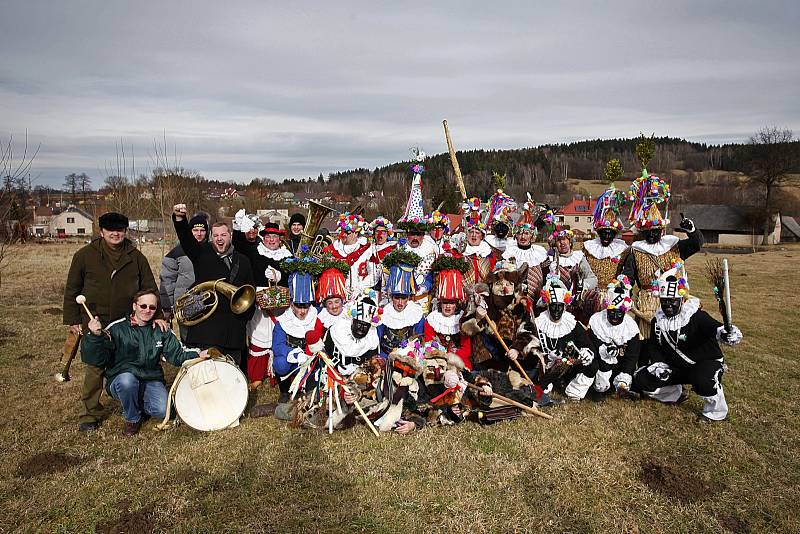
[109,372,168,423]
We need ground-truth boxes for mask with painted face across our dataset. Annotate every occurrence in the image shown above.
[606,308,625,326]
[644,228,663,245]
[548,302,565,322]
[660,297,683,318]
[493,222,509,239]
[597,228,616,247]
[351,319,371,339]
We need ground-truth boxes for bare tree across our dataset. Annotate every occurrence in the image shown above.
[78,172,91,202]
[743,126,800,243]
[63,173,78,202]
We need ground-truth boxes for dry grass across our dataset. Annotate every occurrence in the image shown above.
[1,242,799,533]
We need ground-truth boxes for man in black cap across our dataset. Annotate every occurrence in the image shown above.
[63,211,166,432]
[160,213,208,340]
[288,213,306,255]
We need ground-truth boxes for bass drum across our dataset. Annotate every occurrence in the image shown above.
[174,358,248,431]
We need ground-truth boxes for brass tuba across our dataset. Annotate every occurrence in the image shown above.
[175,279,256,326]
[296,200,334,257]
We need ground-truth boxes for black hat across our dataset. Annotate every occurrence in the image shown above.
[189,214,209,234]
[289,213,306,227]
[260,222,286,236]
[98,212,129,231]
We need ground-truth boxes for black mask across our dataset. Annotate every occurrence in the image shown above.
[597,228,616,247]
[548,302,565,321]
[660,298,683,318]
[606,308,625,326]
[493,222,509,239]
[351,319,371,339]
[644,228,663,245]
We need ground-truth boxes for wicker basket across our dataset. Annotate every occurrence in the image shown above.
[255,280,290,310]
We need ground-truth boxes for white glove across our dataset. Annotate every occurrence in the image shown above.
[264,268,281,282]
[481,384,493,397]
[415,286,428,297]
[716,325,742,346]
[507,348,519,361]
[475,306,487,320]
[232,209,246,231]
[613,372,633,391]
[599,345,619,364]
[239,215,255,233]
[577,348,594,366]
[647,362,672,381]
[286,347,308,365]
[308,340,324,354]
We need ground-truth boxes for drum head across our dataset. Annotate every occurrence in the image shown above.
[174,359,248,431]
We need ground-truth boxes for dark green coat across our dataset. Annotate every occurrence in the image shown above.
[63,238,158,327]
[81,316,200,389]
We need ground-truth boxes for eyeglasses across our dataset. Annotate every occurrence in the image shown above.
[137,304,158,311]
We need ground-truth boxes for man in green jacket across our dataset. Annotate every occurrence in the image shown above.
[62,212,166,432]
[82,289,209,436]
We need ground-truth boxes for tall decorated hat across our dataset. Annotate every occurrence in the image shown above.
[628,134,671,231]
[382,248,422,297]
[347,290,384,326]
[397,148,431,234]
[540,275,573,306]
[514,192,537,235]
[317,267,347,302]
[287,271,315,305]
[336,212,365,238]
[593,159,628,233]
[486,179,517,228]
[604,274,633,311]
[281,255,330,305]
[461,197,486,233]
[431,252,470,302]
[651,260,689,300]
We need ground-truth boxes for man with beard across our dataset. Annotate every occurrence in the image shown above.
[631,266,742,422]
[623,169,703,338]
[376,251,425,358]
[535,277,598,401]
[583,184,630,310]
[503,196,549,301]
[587,275,641,401]
[271,269,323,420]
[172,204,255,366]
[232,211,292,389]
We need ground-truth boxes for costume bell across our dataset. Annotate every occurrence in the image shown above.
[632,266,742,422]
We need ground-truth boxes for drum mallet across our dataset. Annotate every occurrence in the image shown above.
[75,295,95,322]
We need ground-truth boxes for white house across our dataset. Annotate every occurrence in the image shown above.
[49,206,94,237]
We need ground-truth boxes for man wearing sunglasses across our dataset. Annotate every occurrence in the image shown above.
[81,290,210,436]
[63,211,166,433]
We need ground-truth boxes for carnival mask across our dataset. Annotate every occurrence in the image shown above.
[351,319,371,339]
[493,222,510,239]
[660,297,683,318]
[606,308,625,326]
[597,228,616,247]
[548,302,565,322]
[644,228,663,245]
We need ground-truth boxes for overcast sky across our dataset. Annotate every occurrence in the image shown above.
[2,0,798,188]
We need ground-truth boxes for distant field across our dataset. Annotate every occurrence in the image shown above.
[0,242,799,533]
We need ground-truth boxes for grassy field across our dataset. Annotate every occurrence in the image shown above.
[0,241,798,533]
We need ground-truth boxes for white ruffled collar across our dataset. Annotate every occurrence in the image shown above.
[257,243,292,260]
[502,243,548,266]
[277,306,318,337]
[485,235,514,251]
[329,318,379,360]
[425,310,463,335]
[556,250,584,268]
[317,308,343,329]
[463,240,493,258]
[583,238,628,260]
[333,236,368,257]
[588,311,639,345]
[632,234,679,256]
[535,310,577,338]
[654,297,700,332]
[404,240,436,259]
[381,301,423,329]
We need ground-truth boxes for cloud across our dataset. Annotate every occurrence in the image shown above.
[1,0,798,186]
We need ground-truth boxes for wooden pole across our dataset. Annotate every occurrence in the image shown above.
[443,120,468,201]
[316,351,380,437]
[482,315,538,385]
[466,383,552,420]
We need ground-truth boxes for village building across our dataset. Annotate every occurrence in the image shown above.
[48,206,94,237]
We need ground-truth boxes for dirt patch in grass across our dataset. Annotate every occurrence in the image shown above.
[0,325,16,345]
[42,307,62,315]
[174,468,200,485]
[96,501,157,534]
[16,352,33,360]
[639,456,725,503]
[16,452,86,479]
[717,513,750,533]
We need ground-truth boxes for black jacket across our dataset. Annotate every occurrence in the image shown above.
[232,230,289,287]
[644,309,724,368]
[174,216,255,350]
